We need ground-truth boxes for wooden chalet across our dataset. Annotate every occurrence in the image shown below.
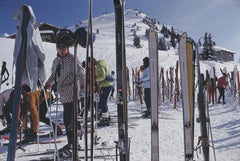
[6,22,60,43]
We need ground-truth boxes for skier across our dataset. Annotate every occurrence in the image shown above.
[109,71,116,99]
[139,57,151,118]
[20,89,63,142]
[95,59,113,126]
[44,29,85,157]
[217,73,228,104]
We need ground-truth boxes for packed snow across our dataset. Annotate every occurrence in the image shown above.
[0,9,240,161]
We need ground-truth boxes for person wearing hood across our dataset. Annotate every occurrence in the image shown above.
[140,57,151,118]
[95,59,113,126]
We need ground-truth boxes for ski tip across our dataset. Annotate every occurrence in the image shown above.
[181,32,187,39]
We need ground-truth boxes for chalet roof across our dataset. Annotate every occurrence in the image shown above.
[214,45,235,54]
[38,22,59,33]
[5,22,60,39]
[198,45,235,54]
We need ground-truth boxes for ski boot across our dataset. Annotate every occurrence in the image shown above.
[56,126,63,136]
[97,117,110,126]
[141,110,151,118]
[23,128,37,143]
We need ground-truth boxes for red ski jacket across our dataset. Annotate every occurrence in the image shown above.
[217,75,228,88]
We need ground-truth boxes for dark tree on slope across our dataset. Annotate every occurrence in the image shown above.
[160,25,169,38]
[202,32,216,60]
[158,37,167,51]
[170,27,177,49]
[145,29,149,38]
[133,35,141,48]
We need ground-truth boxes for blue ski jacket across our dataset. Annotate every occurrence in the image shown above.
[140,66,150,88]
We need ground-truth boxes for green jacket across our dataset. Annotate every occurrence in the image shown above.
[96,60,113,87]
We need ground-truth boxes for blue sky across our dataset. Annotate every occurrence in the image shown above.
[1,0,240,57]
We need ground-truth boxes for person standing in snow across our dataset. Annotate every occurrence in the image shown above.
[217,73,228,104]
[140,57,151,118]
[44,29,85,156]
[95,59,113,126]
[109,71,116,99]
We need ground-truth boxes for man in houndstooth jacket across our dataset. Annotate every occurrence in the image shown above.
[45,46,85,152]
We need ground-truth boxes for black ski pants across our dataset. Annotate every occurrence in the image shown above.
[63,102,74,145]
[217,87,225,103]
[98,86,112,113]
[144,88,151,111]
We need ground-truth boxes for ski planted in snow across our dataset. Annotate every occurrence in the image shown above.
[149,25,159,161]
[136,67,144,107]
[169,66,174,102]
[0,61,9,91]
[178,32,195,161]
[87,0,95,160]
[160,67,165,102]
[113,0,130,160]
[213,66,217,103]
[174,60,179,109]
[195,37,210,161]
[72,34,79,161]
[7,5,31,161]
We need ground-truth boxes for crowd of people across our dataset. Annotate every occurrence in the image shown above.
[203,69,228,105]
[0,28,115,156]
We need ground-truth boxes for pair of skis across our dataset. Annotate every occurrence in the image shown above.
[178,33,195,161]
[113,2,160,160]
[113,0,130,160]
[148,26,159,161]
[83,0,95,161]
[179,33,217,161]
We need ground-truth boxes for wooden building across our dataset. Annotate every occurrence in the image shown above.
[6,22,59,43]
